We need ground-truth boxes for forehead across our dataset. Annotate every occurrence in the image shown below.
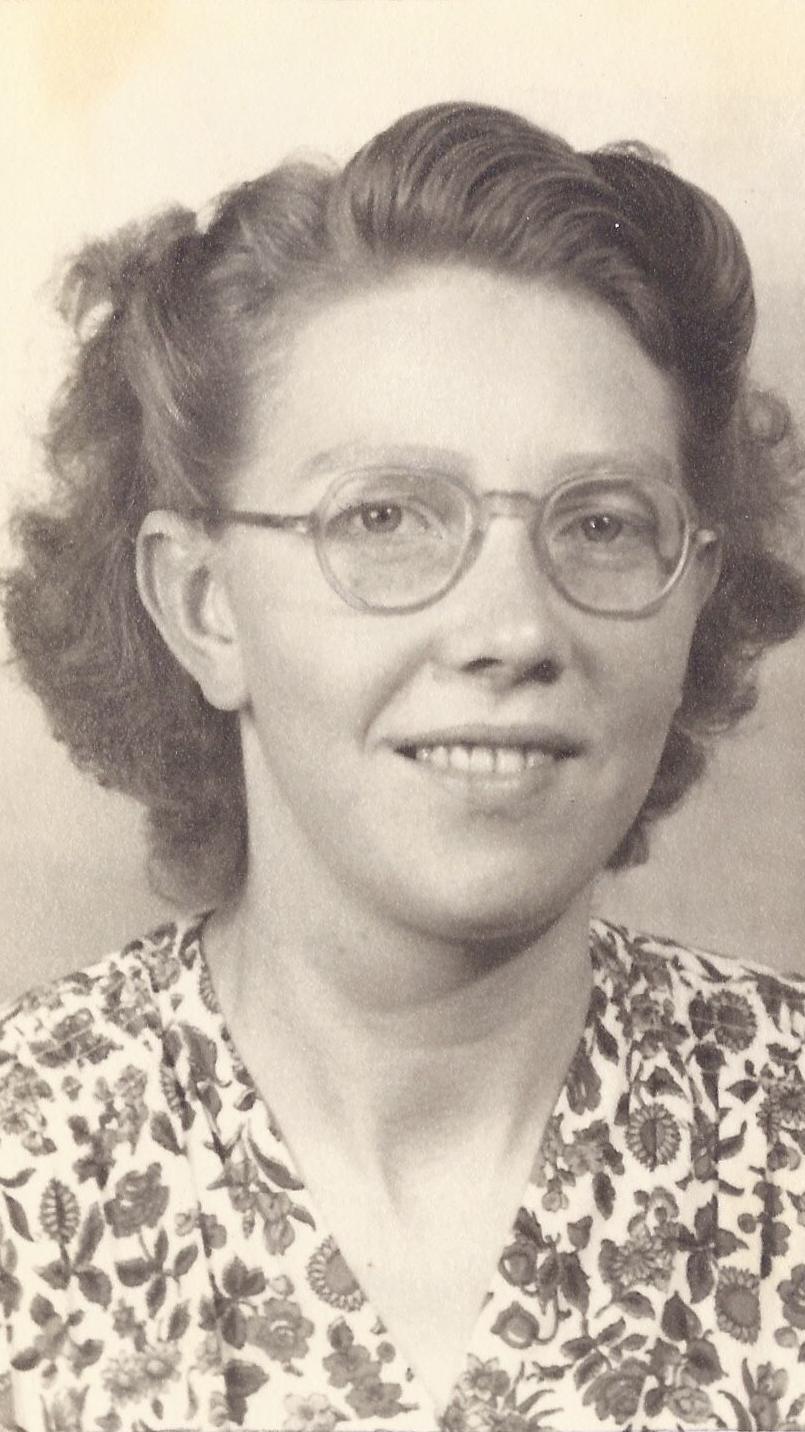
[240,267,681,500]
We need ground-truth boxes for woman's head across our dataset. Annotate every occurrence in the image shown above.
[4,102,803,908]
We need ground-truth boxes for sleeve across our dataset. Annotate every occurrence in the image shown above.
[714,965,805,1425]
[0,1008,43,1432]
[0,984,118,1432]
[0,952,199,1432]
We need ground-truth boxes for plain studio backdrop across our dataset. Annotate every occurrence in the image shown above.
[1,0,804,1003]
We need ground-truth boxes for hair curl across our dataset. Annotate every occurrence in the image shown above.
[4,102,804,903]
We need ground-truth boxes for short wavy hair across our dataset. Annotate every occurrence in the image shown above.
[4,102,804,905]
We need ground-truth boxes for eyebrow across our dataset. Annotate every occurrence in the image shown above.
[553,450,679,485]
[293,443,679,488]
[293,443,470,485]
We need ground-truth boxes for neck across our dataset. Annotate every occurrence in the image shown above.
[207,857,594,1187]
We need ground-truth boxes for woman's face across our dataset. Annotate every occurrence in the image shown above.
[213,267,714,942]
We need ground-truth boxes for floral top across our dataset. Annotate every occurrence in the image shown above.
[1,918,805,1432]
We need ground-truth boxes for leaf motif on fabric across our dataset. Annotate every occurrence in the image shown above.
[646,1067,684,1098]
[173,1244,198,1278]
[0,1169,34,1190]
[643,1383,666,1417]
[76,1266,112,1308]
[567,1216,592,1250]
[150,1112,182,1157]
[687,1248,715,1303]
[73,1337,103,1372]
[75,1204,105,1267]
[179,1023,228,1088]
[39,1179,80,1243]
[147,1272,167,1315]
[573,1350,607,1387]
[10,1346,41,1371]
[29,1294,57,1326]
[35,1258,70,1291]
[289,1202,316,1230]
[224,1359,269,1426]
[684,1336,724,1385]
[223,1255,266,1300]
[661,1291,702,1342]
[727,1078,759,1103]
[615,1290,654,1317]
[114,1256,153,1287]
[2,1194,33,1243]
[594,1019,619,1063]
[167,1302,191,1341]
[558,1252,590,1314]
[247,1137,306,1192]
[593,1171,615,1218]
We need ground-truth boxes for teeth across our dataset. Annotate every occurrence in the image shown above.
[470,746,496,774]
[497,747,529,775]
[412,744,551,774]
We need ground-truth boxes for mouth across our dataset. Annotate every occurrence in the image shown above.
[391,726,581,788]
[396,742,572,775]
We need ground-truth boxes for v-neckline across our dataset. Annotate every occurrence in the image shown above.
[183,915,612,1423]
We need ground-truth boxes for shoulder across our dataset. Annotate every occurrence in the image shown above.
[592,916,805,1054]
[0,915,210,1166]
[0,914,211,1055]
[0,917,217,1416]
[592,916,805,1199]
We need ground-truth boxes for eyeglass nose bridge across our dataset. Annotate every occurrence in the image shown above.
[472,489,546,537]
[457,490,553,597]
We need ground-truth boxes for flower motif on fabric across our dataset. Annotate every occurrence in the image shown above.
[760,1064,805,1136]
[706,991,758,1052]
[307,1237,365,1311]
[2,916,805,1430]
[625,1102,681,1170]
[583,1356,648,1423]
[29,1009,118,1067]
[0,1060,55,1155]
[778,1264,805,1330]
[489,1301,542,1350]
[37,1385,88,1432]
[715,1267,761,1343]
[322,1318,414,1420]
[101,1340,181,1401]
[245,1296,314,1365]
[282,1391,346,1430]
[103,1164,169,1239]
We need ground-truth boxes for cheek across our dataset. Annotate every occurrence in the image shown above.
[596,615,695,748]
[230,587,410,749]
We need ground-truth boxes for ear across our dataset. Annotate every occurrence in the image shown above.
[693,529,724,612]
[136,511,247,711]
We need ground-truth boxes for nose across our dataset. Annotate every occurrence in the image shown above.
[434,514,570,687]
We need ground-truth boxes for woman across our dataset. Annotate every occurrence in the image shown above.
[1,101,804,1432]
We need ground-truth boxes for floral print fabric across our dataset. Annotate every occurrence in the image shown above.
[1,916,805,1431]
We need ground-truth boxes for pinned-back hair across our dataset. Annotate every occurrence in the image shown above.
[3,102,803,902]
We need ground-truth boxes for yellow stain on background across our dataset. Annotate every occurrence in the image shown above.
[35,0,173,117]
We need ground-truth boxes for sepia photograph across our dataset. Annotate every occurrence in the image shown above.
[1,3,804,1428]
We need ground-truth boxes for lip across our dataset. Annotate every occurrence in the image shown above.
[389,723,583,760]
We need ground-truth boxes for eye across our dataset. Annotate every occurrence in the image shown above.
[358,502,404,534]
[332,496,439,542]
[577,512,626,543]
[554,505,653,550]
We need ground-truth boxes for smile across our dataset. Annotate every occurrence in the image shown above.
[404,744,558,775]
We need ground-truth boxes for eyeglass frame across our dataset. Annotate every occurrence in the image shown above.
[185,468,722,619]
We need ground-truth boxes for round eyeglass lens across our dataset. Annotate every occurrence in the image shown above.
[542,476,689,613]
[318,471,473,609]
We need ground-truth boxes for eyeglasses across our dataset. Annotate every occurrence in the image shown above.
[189,468,720,617]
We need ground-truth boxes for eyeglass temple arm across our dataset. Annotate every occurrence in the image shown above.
[188,508,313,535]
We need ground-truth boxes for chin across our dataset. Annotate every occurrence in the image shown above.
[381,862,593,949]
